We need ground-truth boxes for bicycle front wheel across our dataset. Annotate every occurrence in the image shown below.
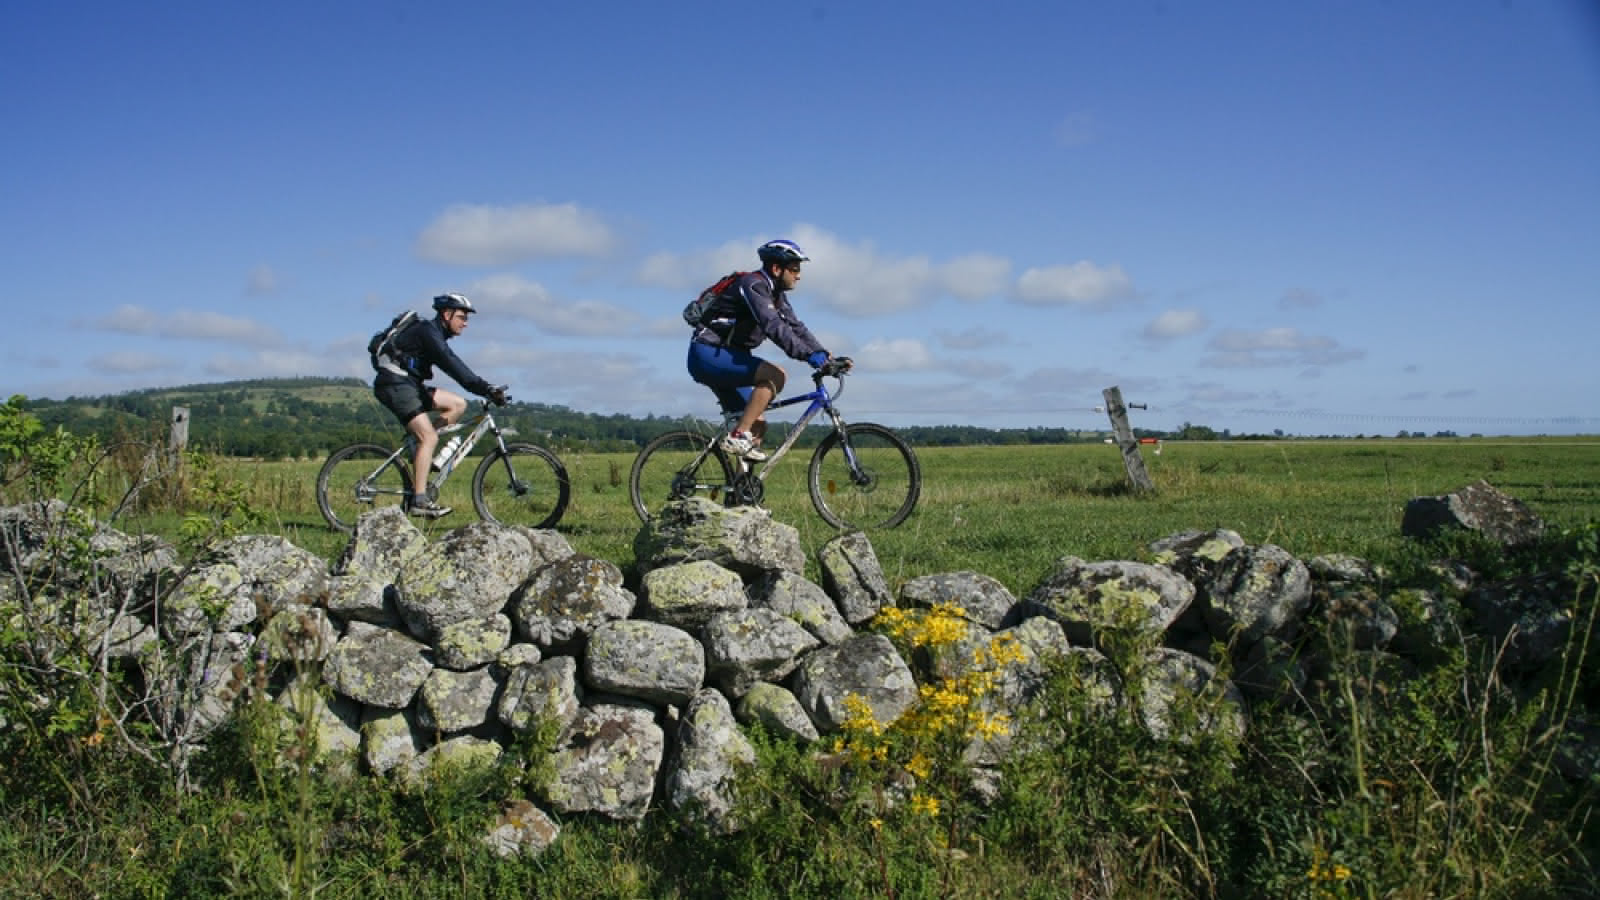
[472,443,571,530]
[317,443,411,533]
[628,430,734,522]
[808,423,921,529]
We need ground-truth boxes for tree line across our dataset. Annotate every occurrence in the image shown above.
[20,377,1143,459]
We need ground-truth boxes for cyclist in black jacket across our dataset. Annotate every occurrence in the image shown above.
[687,239,844,461]
[372,293,505,518]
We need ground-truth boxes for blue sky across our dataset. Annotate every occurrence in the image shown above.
[4,1,1597,436]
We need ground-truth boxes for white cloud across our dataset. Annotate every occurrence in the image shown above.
[635,227,1013,316]
[92,304,159,334]
[1201,327,1364,368]
[1014,261,1134,308]
[940,253,1010,300]
[857,337,935,371]
[468,273,639,337]
[416,202,617,265]
[166,310,283,346]
[1142,309,1209,340]
[86,305,282,347]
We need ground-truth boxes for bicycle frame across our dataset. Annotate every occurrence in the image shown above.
[359,403,517,497]
[423,405,517,489]
[745,375,850,484]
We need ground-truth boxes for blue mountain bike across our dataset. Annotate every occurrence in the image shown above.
[628,359,920,529]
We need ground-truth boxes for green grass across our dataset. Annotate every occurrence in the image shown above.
[114,437,1600,594]
[4,434,1598,898]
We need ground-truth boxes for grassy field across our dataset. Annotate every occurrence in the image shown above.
[6,432,1599,898]
[137,436,1600,593]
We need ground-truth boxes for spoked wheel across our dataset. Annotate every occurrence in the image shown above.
[472,443,571,529]
[316,443,411,533]
[629,430,734,522]
[808,423,921,529]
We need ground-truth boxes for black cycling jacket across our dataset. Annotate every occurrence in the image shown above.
[691,270,826,361]
[373,317,493,396]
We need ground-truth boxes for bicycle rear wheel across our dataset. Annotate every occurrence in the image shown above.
[808,423,921,529]
[628,430,734,522]
[472,443,571,529]
[317,443,411,533]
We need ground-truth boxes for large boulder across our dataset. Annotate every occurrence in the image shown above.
[790,633,918,734]
[510,556,635,654]
[633,498,805,577]
[1402,480,1545,548]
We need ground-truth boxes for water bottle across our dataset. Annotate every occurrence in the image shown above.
[433,436,462,470]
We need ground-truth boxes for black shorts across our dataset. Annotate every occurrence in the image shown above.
[374,378,436,426]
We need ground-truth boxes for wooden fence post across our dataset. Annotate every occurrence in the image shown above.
[1101,386,1155,493]
[168,406,189,466]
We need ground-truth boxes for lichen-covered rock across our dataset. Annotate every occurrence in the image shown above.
[400,735,503,791]
[258,604,340,663]
[818,531,893,625]
[734,682,821,743]
[325,574,399,626]
[361,706,422,776]
[663,689,755,834]
[633,497,805,577]
[1402,480,1546,548]
[538,701,664,822]
[395,523,532,639]
[702,607,820,697]
[159,561,255,639]
[640,560,747,630]
[749,570,853,645]
[416,666,502,734]
[332,505,427,579]
[1148,528,1245,584]
[790,633,918,734]
[1200,544,1312,649]
[433,613,512,670]
[1136,647,1247,744]
[581,619,704,707]
[1022,557,1194,649]
[209,534,329,614]
[274,674,361,774]
[482,798,561,859]
[499,655,582,734]
[510,555,635,653]
[324,623,433,709]
[898,571,1017,630]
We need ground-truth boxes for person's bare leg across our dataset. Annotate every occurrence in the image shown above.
[405,413,439,497]
[735,363,786,435]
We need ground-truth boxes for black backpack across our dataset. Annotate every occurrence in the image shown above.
[682,271,747,328]
[367,310,419,372]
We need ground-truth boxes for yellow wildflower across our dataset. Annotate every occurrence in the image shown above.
[906,752,933,779]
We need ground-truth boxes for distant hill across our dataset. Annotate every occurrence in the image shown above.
[22,377,1114,458]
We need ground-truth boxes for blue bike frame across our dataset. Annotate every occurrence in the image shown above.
[744,373,860,484]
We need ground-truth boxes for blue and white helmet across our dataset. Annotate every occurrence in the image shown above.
[757,239,810,266]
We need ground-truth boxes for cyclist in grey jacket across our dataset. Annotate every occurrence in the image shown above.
[687,239,844,461]
[373,292,504,518]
